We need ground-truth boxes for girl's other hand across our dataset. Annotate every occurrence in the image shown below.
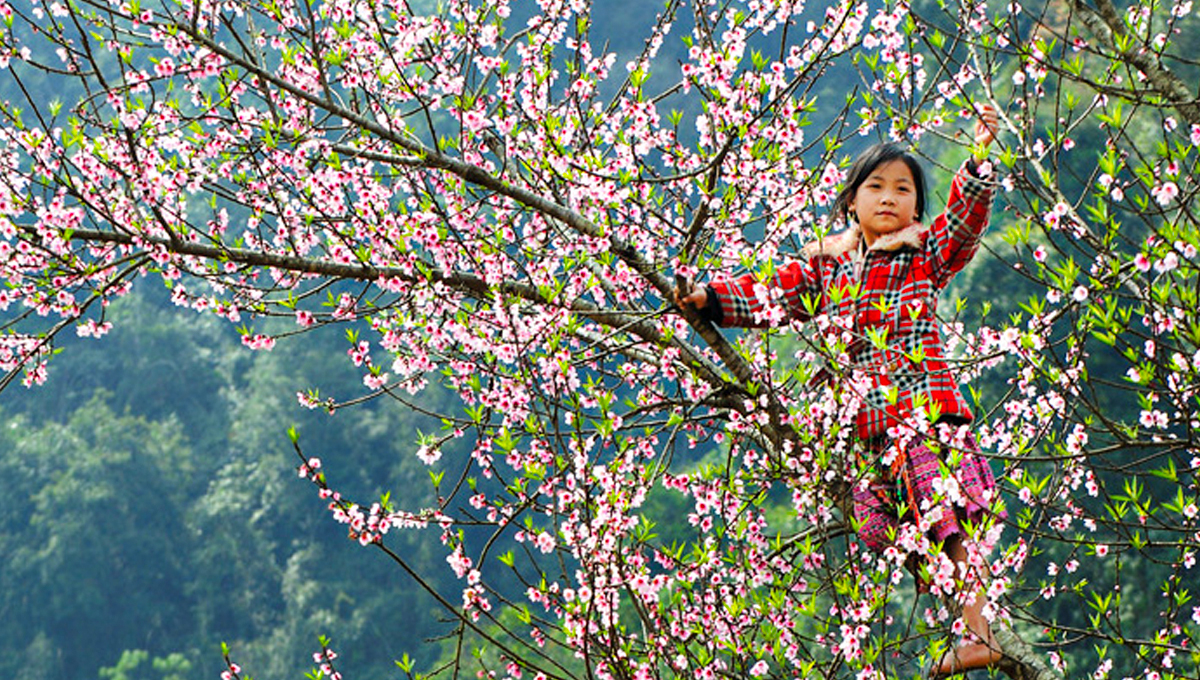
[675,280,708,310]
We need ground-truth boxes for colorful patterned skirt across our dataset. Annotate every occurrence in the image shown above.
[852,428,1001,554]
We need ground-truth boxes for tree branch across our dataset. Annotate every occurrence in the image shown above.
[174,20,768,407]
[1070,0,1200,126]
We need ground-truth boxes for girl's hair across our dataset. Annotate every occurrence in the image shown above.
[830,142,928,226]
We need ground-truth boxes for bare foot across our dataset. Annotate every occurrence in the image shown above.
[929,642,1003,677]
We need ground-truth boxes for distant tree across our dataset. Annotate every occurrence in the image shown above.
[0,399,194,680]
[99,650,194,680]
[1,0,1198,679]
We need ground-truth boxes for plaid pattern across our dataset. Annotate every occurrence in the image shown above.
[852,431,1001,555]
[709,160,996,441]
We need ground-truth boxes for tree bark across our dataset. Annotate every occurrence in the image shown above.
[995,622,1066,680]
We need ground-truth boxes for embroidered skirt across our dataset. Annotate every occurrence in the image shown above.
[852,430,1001,554]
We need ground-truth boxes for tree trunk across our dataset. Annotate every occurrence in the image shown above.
[995,623,1065,680]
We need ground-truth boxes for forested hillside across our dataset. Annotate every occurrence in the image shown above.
[0,288,457,680]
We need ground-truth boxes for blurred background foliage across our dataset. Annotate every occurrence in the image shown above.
[0,285,455,680]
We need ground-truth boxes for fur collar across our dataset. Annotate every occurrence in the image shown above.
[800,222,927,259]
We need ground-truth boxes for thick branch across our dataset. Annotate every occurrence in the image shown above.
[1070,0,1200,126]
[56,226,742,392]
[994,623,1066,680]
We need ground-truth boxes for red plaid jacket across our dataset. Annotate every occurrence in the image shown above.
[707,160,996,440]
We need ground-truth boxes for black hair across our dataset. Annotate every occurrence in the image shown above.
[830,142,928,226]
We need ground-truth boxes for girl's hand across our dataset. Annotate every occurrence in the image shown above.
[973,104,999,158]
[675,281,708,310]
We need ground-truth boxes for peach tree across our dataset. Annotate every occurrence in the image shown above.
[1,0,1197,677]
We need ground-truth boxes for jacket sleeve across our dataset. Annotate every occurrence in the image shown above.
[706,259,825,328]
[926,159,997,288]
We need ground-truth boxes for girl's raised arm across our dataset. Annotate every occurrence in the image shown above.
[926,105,1000,286]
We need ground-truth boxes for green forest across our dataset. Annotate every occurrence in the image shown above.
[0,286,464,680]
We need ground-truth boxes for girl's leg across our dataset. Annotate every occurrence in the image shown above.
[930,535,1003,676]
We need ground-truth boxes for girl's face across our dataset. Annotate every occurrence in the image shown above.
[850,159,918,247]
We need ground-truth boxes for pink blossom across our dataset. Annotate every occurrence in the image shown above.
[1151,181,1179,206]
[446,548,472,578]
[241,334,276,350]
[1154,252,1178,273]
[417,444,442,465]
[1139,409,1168,429]
[819,162,844,189]
[76,319,114,338]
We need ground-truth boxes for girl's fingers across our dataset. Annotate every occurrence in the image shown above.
[973,105,997,148]
[976,121,994,145]
[678,287,708,309]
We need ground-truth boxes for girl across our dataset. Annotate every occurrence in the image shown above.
[679,106,1003,677]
